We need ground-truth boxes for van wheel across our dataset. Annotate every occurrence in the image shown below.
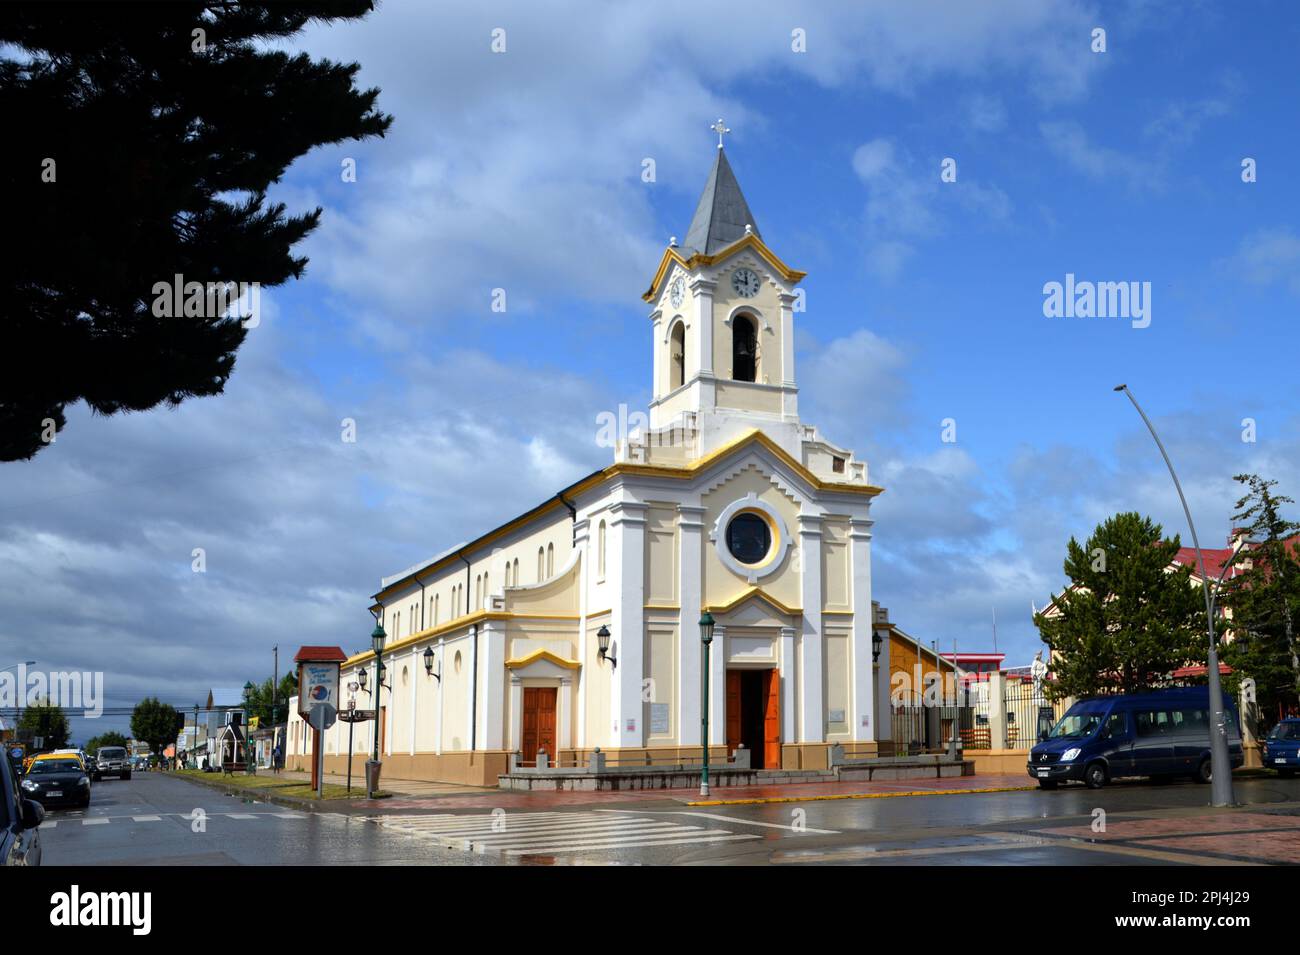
[1037,779,1059,790]
[1194,758,1212,784]
[1084,762,1108,789]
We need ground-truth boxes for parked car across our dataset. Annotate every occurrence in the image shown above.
[95,745,131,780]
[1,747,42,865]
[1264,717,1300,777]
[20,754,92,809]
[1028,687,1244,789]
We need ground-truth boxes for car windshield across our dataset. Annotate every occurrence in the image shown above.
[99,749,126,759]
[1268,722,1300,741]
[31,759,81,774]
[1048,709,1107,739]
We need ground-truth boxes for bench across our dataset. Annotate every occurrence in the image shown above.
[221,762,247,776]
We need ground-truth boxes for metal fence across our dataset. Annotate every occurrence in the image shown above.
[890,698,976,753]
[1004,678,1064,748]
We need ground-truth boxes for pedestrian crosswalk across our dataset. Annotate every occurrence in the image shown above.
[375,810,762,857]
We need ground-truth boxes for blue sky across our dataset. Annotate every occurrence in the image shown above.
[4,0,1300,742]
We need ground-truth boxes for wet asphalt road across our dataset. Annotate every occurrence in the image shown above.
[32,771,492,866]
[32,771,1300,865]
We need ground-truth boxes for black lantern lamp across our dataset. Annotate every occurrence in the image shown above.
[597,625,616,669]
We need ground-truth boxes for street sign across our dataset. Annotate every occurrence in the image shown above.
[307,702,338,732]
[338,708,374,723]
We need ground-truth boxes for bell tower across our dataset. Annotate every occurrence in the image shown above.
[643,124,807,458]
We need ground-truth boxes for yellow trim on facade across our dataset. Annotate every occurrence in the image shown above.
[642,234,808,302]
[374,430,882,604]
[343,610,582,668]
[821,609,855,616]
[505,648,581,670]
[705,586,802,618]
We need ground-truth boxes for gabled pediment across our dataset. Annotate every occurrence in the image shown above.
[707,586,801,624]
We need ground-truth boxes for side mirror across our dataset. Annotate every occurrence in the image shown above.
[1038,730,1049,742]
[19,799,45,831]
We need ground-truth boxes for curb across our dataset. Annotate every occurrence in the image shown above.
[686,784,1036,807]
[168,771,386,814]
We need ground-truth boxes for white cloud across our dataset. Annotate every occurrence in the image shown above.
[1223,227,1300,296]
[851,137,1012,280]
[285,1,1099,322]
[1039,120,1157,188]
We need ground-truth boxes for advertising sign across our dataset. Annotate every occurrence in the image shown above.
[298,662,340,719]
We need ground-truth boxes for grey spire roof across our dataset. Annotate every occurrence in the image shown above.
[682,148,760,255]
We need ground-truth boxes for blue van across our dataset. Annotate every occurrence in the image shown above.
[1028,687,1243,789]
[1264,718,1300,777]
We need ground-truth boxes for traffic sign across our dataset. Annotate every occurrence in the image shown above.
[338,708,374,723]
[307,702,338,732]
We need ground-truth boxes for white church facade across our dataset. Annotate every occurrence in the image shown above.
[287,140,891,786]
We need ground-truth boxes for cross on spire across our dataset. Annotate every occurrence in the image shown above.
[710,118,731,150]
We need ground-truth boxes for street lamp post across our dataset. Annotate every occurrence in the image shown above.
[699,612,715,797]
[193,704,199,769]
[368,622,386,799]
[242,681,255,774]
[1115,384,1236,807]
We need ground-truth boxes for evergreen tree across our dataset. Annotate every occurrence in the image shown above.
[1221,475,1300,719]
[1034,512,1206,698]
[0,2,392,459]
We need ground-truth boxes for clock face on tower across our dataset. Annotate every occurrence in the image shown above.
[731,267,760,298]
[669,276,684,308]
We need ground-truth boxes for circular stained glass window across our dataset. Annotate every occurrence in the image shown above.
[726,512,771,565]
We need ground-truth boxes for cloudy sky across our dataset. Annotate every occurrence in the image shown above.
[4,0,1300,742]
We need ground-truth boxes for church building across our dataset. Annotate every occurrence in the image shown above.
[287,136,898,786]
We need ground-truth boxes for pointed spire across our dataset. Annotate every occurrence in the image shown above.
[683,146,760,256]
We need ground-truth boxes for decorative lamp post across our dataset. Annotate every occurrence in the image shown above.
[699,612,715,797]
[368,622,386,798]
[242,681,255,774]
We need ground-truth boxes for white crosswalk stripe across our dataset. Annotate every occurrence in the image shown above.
[132,815,162,822]
[375,811,761,857]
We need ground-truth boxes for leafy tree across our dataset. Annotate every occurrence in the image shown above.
[1034,512,1206,698]
[0,2,392,460]
[243,673,299,725]
[85,731,130,756]
[17,698,70,751]
[130,697,184,756]
[1221,475,1300,721]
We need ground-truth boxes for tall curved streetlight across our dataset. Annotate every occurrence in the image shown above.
[1115,384,1235,807]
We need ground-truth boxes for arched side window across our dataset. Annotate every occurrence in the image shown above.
[538,547,545,580]
[433,594,439,626]
[669,320,686,390]
[597,519,607,579]
[505,561,512,588]
[483,571,489,608]
[732,314,757,382]
[546,543,555,578]
[513,558,519,584]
